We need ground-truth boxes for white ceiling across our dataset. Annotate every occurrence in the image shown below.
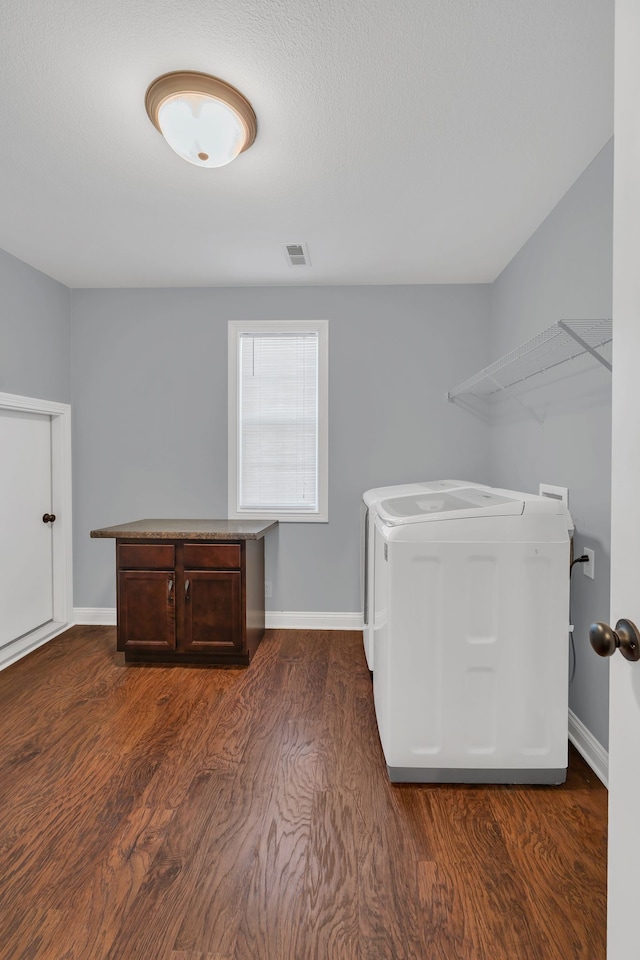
[0,0,613,289]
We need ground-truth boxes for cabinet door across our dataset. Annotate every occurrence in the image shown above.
[117,570,176,652]
[182,570,242,655]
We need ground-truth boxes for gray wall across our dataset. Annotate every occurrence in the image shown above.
[0,247,71,402]
[71,284,491,612]
[0,139,614,753]
[489,140,613,748]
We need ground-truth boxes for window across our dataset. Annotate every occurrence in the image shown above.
[228,320,328,521]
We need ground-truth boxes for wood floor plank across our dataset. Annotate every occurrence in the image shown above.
[116,637,317,958]
[486,780,607,959]
[315,633,376,793]
[57,649,287,958]
[171,953,230,960]
[267,656,329,716]
[294,787,360,960]
[187,632,282,775]
[0,629,120,782]
[0,626,109,712]
[0,665,217,908]
[418,787,549,958]
[37,689,236,958]
[275,628,332,662]
[233,720,320,959]
[356,787,436,960]
[171,649,320,956]
[104,768,254,960]
[0,627,607,960]
[416,860,465,960]
[0,906,67,960]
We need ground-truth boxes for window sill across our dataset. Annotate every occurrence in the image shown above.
[229,510,328,524]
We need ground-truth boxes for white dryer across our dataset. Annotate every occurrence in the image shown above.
[361,480,485,670]
[372,485,570,784]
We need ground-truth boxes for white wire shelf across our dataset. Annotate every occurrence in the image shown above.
[447,319,612,408]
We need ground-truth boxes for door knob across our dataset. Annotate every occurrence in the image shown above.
[589,619,640,662]
[42,513,56,523]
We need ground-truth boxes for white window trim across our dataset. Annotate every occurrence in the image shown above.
[228,319,329,522]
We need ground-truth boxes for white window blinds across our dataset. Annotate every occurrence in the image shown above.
[238,331,319,512]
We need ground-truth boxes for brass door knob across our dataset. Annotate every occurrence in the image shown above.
[589,619,640,662]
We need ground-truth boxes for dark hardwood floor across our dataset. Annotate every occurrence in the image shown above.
[0,626,607,959]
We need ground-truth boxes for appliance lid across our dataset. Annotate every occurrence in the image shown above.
[377,488,525,524]
[362,478,483,508]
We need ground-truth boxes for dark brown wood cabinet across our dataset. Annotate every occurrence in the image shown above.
[113,534,266,665]
[91,519,276,667]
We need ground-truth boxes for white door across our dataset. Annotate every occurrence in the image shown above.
[0,409,54,647]
[607,2,640,956]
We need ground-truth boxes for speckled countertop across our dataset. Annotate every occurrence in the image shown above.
[90,519,278,540]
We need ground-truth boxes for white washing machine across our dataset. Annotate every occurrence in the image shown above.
[361,480,485,670]
[372,485,571,784]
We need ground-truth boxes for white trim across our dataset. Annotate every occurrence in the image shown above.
[266,611,362,630]
[0,391,73,666]
[0,391,70,418]
[0,621,71,671]
[227,319,329,523]
[73,607,362,632]
[50,403,73,623]
[568,708,609,787]
[74,607,117,626]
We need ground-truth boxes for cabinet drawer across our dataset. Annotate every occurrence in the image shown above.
[183,543,241,569]
[118,543,175,570]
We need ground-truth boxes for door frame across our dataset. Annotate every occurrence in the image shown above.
[0,391,73,669]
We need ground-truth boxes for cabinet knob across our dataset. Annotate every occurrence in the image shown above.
[185,578,191,602]
[42,513,56,523]
[167,578,174,604]
[589,619,640,662]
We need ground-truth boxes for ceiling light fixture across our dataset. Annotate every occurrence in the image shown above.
[145,71,257,169]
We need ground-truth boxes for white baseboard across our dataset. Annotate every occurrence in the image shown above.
[266,611,363,630]
[74,607,117,625]
[568,708,608,787]
[0,621,71,672]
[74,607,362,632]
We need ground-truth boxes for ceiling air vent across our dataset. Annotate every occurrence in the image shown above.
[283,242,310,267]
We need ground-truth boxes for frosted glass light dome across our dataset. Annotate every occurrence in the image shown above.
[145,72,257,169]
[158,94,244,167]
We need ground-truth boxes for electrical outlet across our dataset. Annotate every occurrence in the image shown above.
[583,548,595,580]
[264,580,272,598]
